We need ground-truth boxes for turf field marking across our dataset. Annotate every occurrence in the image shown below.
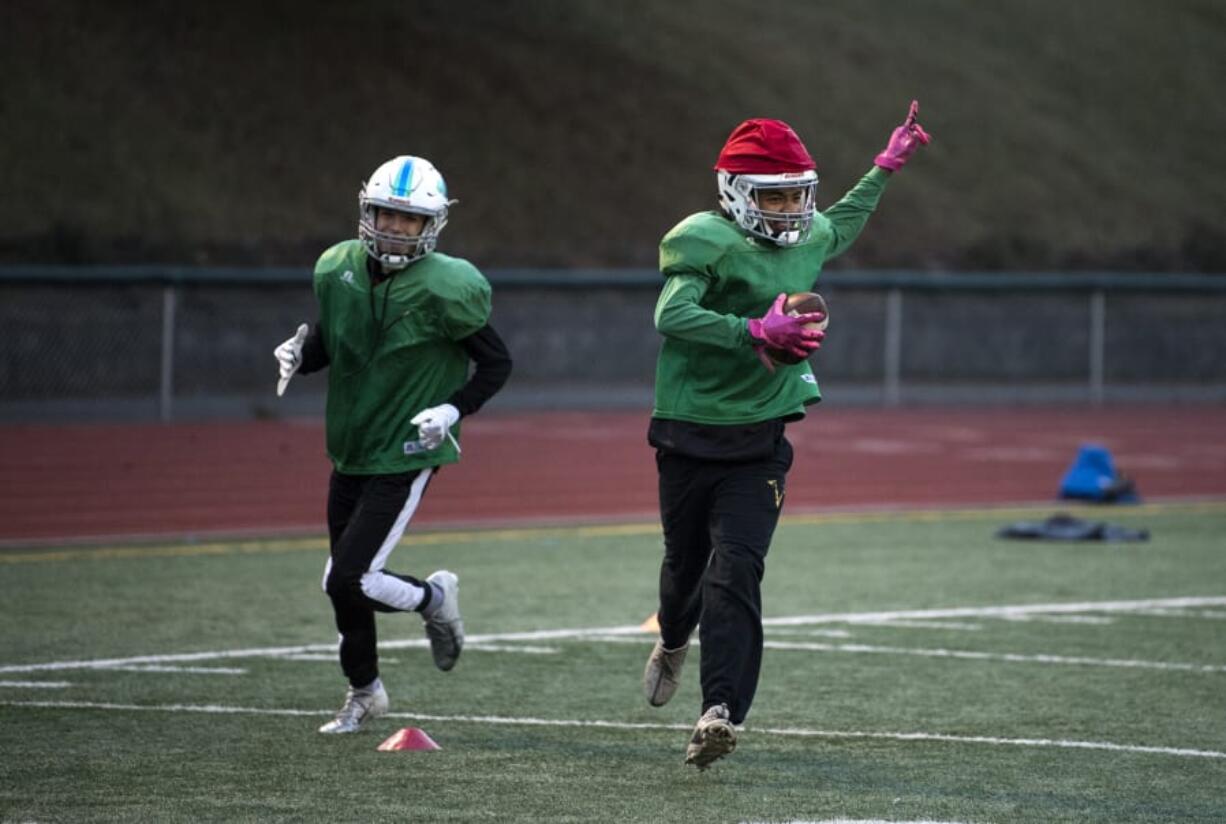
[0,643,348,674]
[1132,607,1226,619]
[753,725,1226,760]
[5,699,1225,761]
[0,681,71,689]
[761,595,1226,627]
[99,665,246,674]
[999,614,1115,624]
[0,637,566,674]
[761,628,854,638]
[584,635,1226,674]
[854,620,983,631]
[3,596,1224,675]
[764,642,1226,673]
[463,643,559,654]
[742,820,977,824]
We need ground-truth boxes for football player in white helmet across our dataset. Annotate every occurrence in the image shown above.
[358,155,456,269]
[274,154,512,735]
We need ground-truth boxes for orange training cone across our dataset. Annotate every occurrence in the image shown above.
[377,727,441,751]
[640,612,660,633]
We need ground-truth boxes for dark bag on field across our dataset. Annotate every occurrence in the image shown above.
[996,513,1149,542]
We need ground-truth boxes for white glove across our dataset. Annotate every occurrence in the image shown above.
[275,324,309,397]
[410,403,461,451]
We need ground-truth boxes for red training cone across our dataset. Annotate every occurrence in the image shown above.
[377,727,441,751]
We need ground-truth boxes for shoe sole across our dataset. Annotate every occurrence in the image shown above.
[643,642,688,707]
[425,621,462,671]
[644,661,679,707]
[425,571,463,671]
[684,720,737,770]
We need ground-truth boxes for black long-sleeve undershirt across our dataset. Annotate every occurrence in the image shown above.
[298,324,329,375]
[448,323,512,416]
[296,321,512,417]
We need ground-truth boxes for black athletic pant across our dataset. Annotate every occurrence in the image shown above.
[324,469,434,688]
[654,437,792,725]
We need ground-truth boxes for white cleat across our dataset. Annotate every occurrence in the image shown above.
[684,703,737,770]
[643,639,689,707]
[423,570,464,671]
[318,682,389,734]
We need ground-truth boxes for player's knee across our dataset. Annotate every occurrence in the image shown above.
[713,543,765,581]
[324,567,366,604]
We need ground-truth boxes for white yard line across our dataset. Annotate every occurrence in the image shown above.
[754,725,1226,760]
[0,631,638,674]
[3,596,1224,675]
[742,820,978,824]
[760,596,1226,627]
[463,643,559,654]
[0,681,72,689]
[764,642,1226,673]
[586,634,1225,672]
[0,643,348,674]
[1000,615,1115,625]
[5,699,1224,761]
[1131,608,1226,620]
[99,665,247,674]
[851,620,984,631]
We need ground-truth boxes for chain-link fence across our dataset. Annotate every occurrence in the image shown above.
[2,267,1224,422]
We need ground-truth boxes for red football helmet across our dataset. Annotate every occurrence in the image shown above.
[715,119,818,246]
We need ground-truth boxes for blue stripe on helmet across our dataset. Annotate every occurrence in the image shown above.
[391,158,415,197]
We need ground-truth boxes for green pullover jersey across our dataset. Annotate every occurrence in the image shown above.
[313,240,491,474]
[652,167,889,425]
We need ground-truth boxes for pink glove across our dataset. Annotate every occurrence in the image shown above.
[747,293,826,361]
[874,100,931,172]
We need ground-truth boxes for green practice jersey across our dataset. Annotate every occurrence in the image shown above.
[313,240,491,474]
[652,167,889,425]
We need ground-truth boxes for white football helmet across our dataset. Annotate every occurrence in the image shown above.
[717,169,818,246]
[358,155,457,268]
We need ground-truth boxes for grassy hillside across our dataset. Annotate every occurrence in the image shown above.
[3,0,1225,270]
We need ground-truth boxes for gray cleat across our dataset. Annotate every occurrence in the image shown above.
[423,570,464,671]
[684,703,737,770]
[318,682,389,734]
[643,639,689,707]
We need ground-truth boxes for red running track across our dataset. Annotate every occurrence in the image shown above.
[2,405,1225,545]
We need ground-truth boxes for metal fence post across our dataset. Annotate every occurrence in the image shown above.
[884,287,902,406]
[1089,289,1105,405]
[160,284,177,422]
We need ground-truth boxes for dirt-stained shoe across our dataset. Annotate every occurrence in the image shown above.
[643,639,689,707]
[684,703,737,770]
[422,570,464,671]
[318,682,389,734]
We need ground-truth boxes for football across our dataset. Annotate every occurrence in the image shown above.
[766,291,828,365]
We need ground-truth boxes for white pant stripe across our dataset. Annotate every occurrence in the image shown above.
[320,468,434,611]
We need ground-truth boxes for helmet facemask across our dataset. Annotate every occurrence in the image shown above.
[357,155,456,269]
[358,201,447,269]
[717,170,818,246]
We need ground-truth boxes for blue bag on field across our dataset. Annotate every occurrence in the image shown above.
[1058,443,1138,503]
